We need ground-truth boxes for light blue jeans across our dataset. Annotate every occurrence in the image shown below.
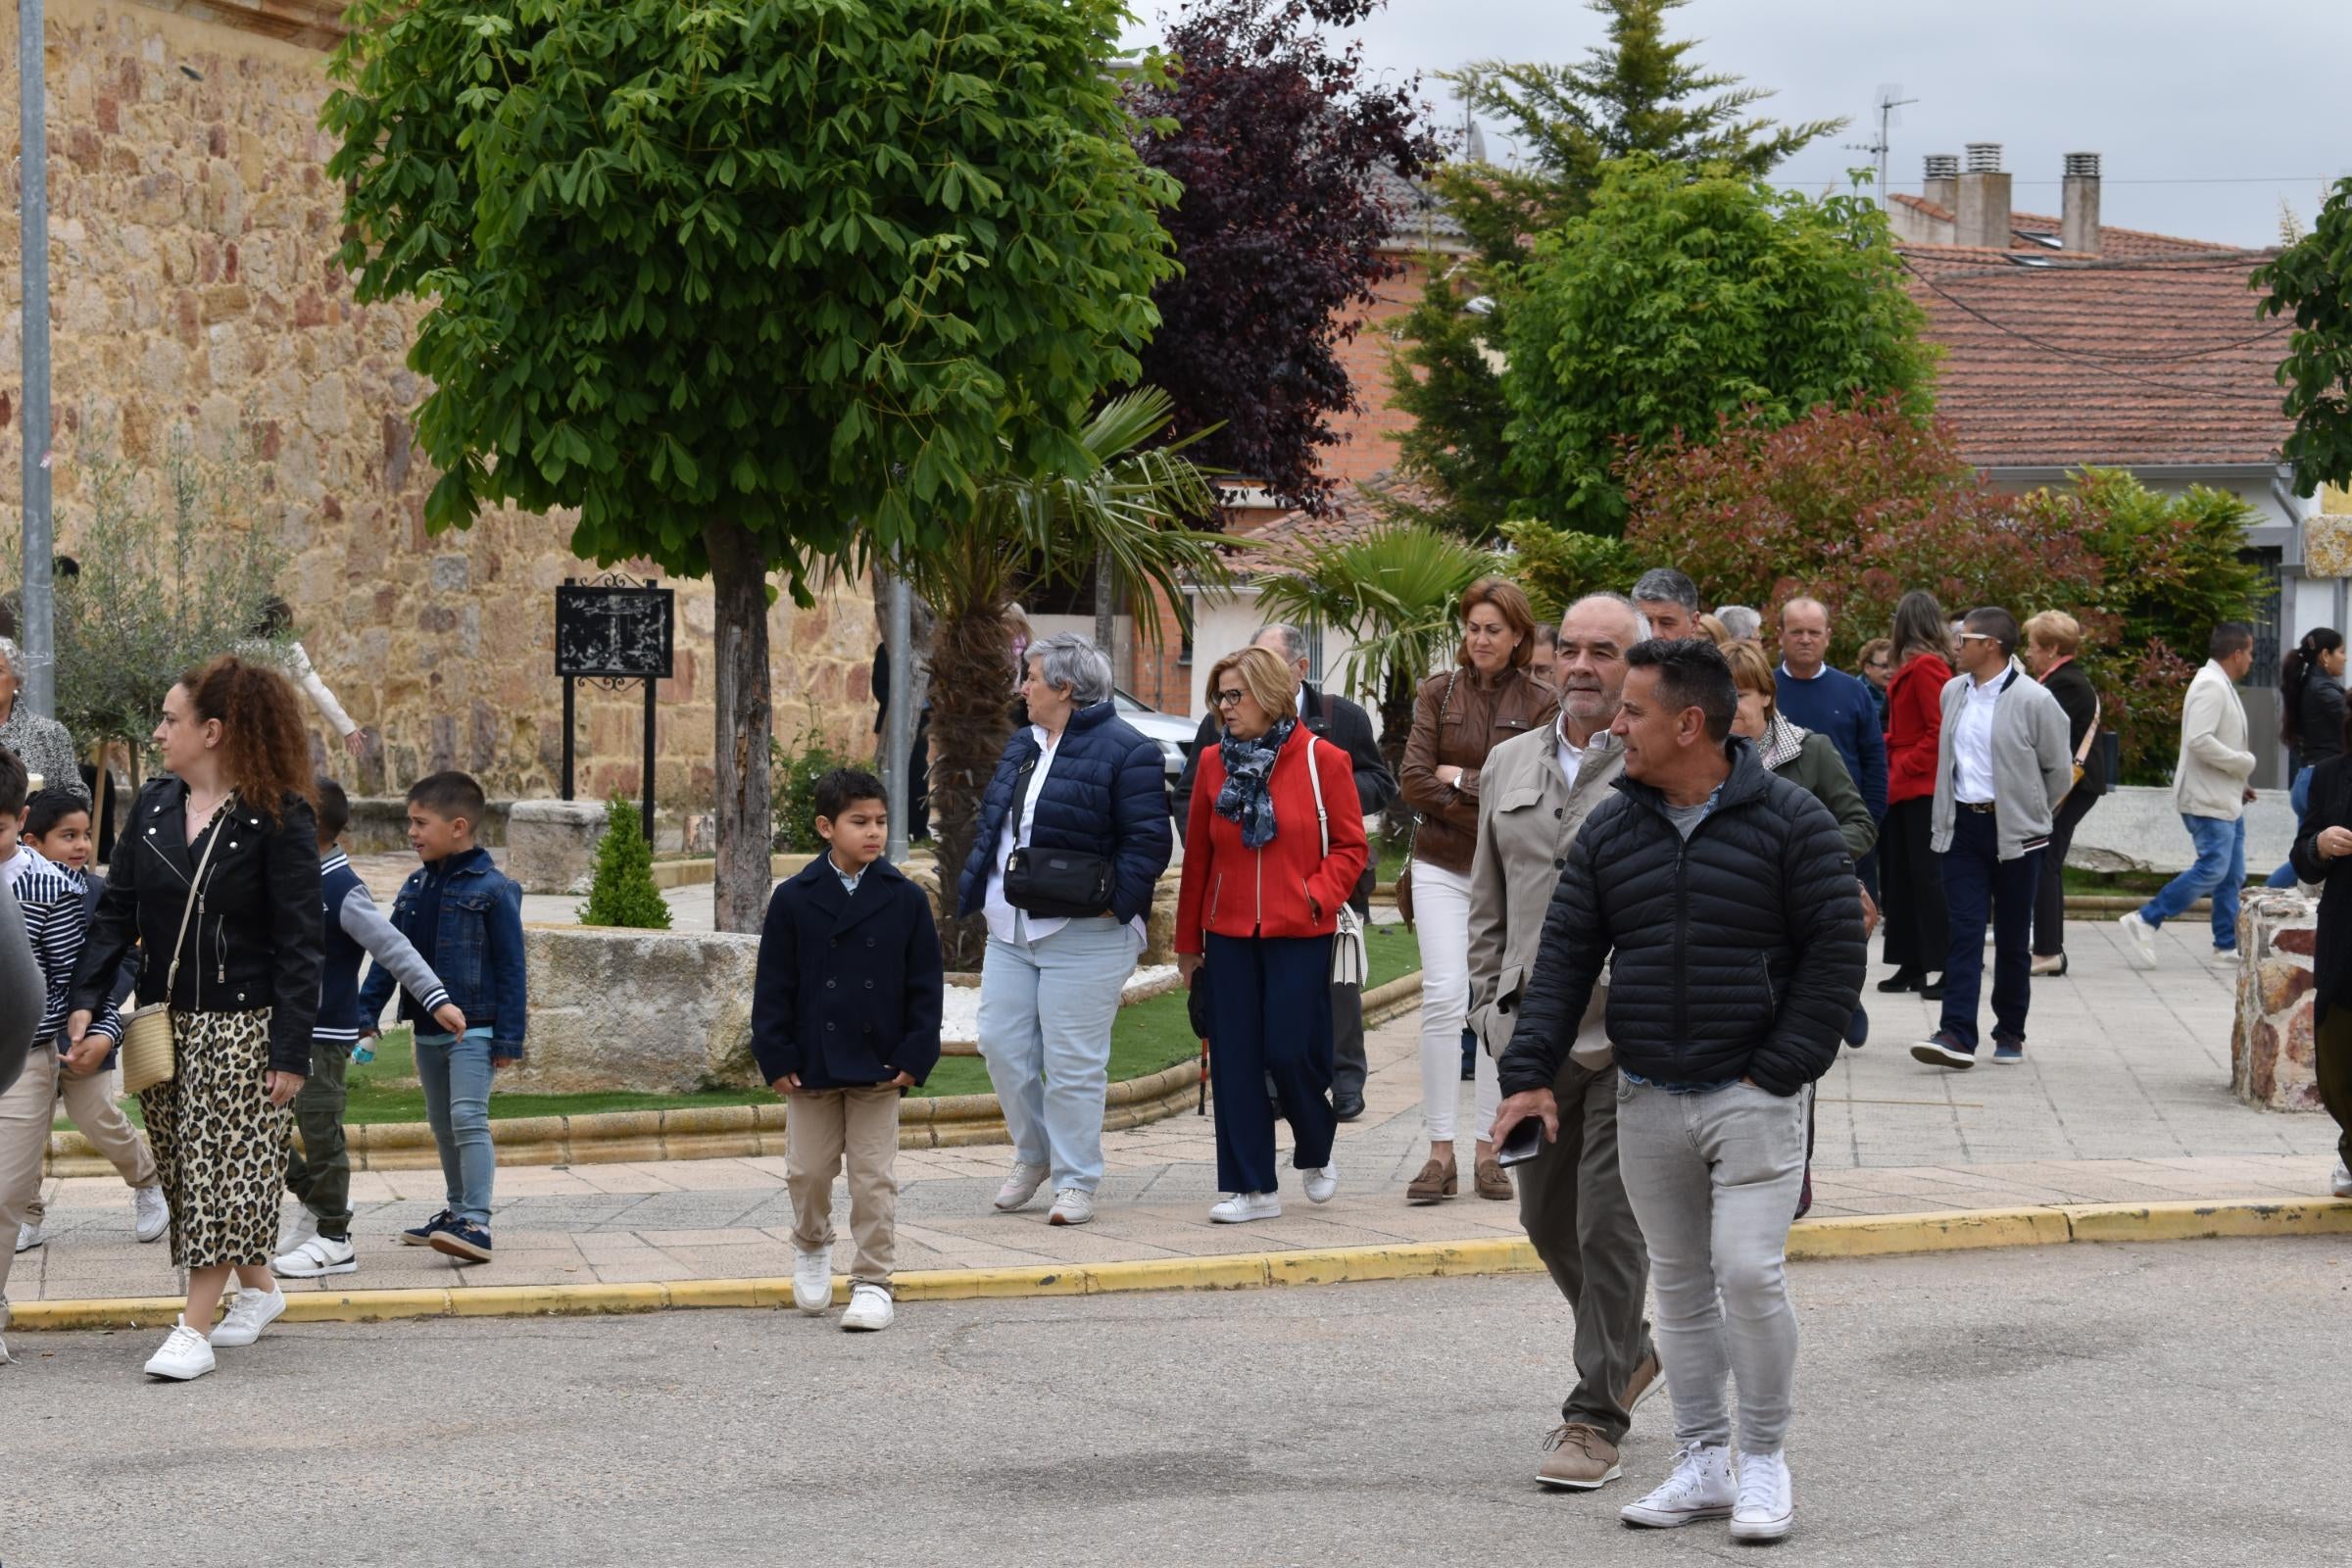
[2138,812,2246,951]
[976,918,1136,1195]
[2267,766,2315,888]
[415,1026,497,1225]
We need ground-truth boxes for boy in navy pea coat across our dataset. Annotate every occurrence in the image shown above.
[752,768,943,1332]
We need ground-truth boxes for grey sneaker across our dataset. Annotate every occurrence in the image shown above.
[1046,1188,1096,1226]
[992,1160,1051,1212]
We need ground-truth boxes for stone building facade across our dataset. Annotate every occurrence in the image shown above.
[0,0,876,810]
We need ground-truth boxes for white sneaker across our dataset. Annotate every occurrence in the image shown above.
[841,1283,895,1332]
[1208,1192,1282,1224]
[13,1222,44,1253]
[2212,947,2241,965]
[273,1234,358,1278]
[209,1285,286,1348]
[133,1184,171,1244]
[2118,910,2158,969]
[1047,1188,1096,1227]
[792,1247,833,1314]
[280,1206,319,1250]
[144,1317,217,1380]
[1303,1161,1338,1204]
[1731,1450,1795,1543]
[2331,1159,2352,1199]
[1619,1442,1737,1529]
[993,1160,1051,1212]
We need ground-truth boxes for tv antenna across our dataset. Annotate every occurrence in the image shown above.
[1845,85,1918,208]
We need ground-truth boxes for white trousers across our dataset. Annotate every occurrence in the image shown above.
[1412,861,1497,1143]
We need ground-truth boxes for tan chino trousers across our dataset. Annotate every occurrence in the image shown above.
[0,1048,160,1311]
[784,1085,902,1290]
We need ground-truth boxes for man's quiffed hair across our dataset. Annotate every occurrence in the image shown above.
[1964,607,2021,659]
[0,745,26,818]
[1631,567,1700,612]
[813,766,888,823]
[316,777,352,843]
[1627,637,1738,743]
[408,769,487,826]
[2211,621,2255,661]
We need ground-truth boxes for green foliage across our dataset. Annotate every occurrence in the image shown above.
[1502,157,1936,534]
[1496,520,1641,623]
[1385,266,1518,541]
[577,795,672,928]
[323,0,1180,574]
[769,723,856,856]
[3,434,289,755]
[2254,176,2352,494]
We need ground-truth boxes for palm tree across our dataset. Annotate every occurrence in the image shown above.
[895,388,1230,967]
[1252,522,1502,848]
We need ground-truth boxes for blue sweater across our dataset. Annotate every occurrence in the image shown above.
[1775,663,1887,820]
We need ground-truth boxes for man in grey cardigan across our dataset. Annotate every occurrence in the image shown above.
[1913,608,2073,1069]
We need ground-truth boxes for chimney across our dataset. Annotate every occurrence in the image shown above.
[1922,153,1960,213]
[1954,142,2012,248]
[2061,151,2102,253]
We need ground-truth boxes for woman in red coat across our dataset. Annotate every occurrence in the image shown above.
[1176,646,1369,1225]
[1880,590,1954,997]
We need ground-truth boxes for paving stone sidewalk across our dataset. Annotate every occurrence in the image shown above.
[12,917,2337,1304]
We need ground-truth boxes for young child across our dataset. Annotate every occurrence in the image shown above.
[751,767,943,1333]
[0,766,166,1263]
[357,770,526,1264]
[275,779,466,1279]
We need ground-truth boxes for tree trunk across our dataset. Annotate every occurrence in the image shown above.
[928,594,1017,970]
[707,521,773,935]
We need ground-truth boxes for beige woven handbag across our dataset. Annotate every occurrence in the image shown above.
[119,796,233,1096]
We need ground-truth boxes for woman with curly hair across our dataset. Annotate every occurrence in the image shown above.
[67,655,322,1381]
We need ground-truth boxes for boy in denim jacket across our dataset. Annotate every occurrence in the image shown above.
[359,770,527,1263]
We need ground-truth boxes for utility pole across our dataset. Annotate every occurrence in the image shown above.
[1844,85,1917,209]
[16,0,53,719]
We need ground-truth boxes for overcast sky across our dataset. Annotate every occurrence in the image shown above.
[1126,0,2352,248]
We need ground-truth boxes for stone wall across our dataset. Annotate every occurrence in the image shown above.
[0,0,876,808]
[2231,889,2324,1111]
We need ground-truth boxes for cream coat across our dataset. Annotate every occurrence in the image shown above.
[1466,718,1625,1070]
[2173,659,2256,821]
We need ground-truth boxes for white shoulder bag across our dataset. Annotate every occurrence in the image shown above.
[1304,736,1367,986]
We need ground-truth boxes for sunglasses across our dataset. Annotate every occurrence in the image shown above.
[1958,632,1999,644]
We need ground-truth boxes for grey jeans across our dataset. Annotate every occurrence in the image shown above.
[1519,1058,1653,1443]
[1615,1076,1809,1454]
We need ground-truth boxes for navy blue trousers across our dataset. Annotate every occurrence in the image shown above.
[1205,932,1339,1196]
[1938,809,2043,1052]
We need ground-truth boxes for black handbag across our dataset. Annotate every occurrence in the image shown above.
[1003,845,1115,919]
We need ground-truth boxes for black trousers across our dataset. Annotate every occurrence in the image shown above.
[2318,1007,2352,1169]
[2032,785,2097,957]
[1881,797,1948,974]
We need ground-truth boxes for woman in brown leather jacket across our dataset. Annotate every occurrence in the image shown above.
[1399,577,1558,1203]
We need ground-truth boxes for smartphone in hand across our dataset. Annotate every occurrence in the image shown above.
[1495,1115,1544,1168]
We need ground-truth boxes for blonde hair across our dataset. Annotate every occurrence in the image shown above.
[1721,638,1777,721]
[1208,644,1300,728]
[1694,612,1733,647]
[2022,610,2082,659]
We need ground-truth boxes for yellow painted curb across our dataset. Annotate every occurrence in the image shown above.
[12,1195,2348,1333]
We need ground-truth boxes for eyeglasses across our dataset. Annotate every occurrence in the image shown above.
[1212,689,1248,709]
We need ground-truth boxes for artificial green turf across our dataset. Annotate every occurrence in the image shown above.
[62,924,1424,1130]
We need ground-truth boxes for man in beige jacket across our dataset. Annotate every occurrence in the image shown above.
[1469,593,1659,1492]
[2121,622,2258,967]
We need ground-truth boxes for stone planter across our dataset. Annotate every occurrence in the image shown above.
[507,800,614,895]
[2231,889,2324,1111]
[517,924,764,1093]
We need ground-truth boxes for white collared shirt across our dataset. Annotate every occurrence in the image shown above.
[1554,713,1587,788]
[1952,668,2006,804]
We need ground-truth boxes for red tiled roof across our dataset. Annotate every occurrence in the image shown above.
[1899,248,2295,468]
[1887,192,2221,259]
[1237,472,1433,570]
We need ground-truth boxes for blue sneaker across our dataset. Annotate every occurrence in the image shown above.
[1992,1035,2025,1065]
[400,1210,454,1248]
[429,1219,493,1263]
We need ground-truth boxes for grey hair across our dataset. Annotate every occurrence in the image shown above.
[1631,567,1699,611]
[1714,605,1761,642]
[1026,631,1114,707]
[1565,591,1651,642]
[1254,622,1310,663]
[0,635,19,681]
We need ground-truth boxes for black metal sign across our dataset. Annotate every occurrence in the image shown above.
[555,584,674,680]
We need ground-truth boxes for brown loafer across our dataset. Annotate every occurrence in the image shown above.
[1406,1157,1457,1203]
[1475,1157,1513,1200]
[1538,1422,1622,1490]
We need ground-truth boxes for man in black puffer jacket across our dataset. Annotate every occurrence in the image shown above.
[1496,638,1863,1545]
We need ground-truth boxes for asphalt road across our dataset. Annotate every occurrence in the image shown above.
[7,1238,2348,1567]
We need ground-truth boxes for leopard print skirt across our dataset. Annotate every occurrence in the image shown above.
[139,1008,292,1270]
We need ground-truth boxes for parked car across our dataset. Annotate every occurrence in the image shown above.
[1113,688,1196,799]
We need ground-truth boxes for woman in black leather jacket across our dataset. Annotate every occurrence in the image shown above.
[68,655,321,1381]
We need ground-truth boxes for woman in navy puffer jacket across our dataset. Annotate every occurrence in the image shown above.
[957,633,1172,1227]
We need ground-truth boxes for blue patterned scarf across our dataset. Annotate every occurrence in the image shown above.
[1214,717,1297,849]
